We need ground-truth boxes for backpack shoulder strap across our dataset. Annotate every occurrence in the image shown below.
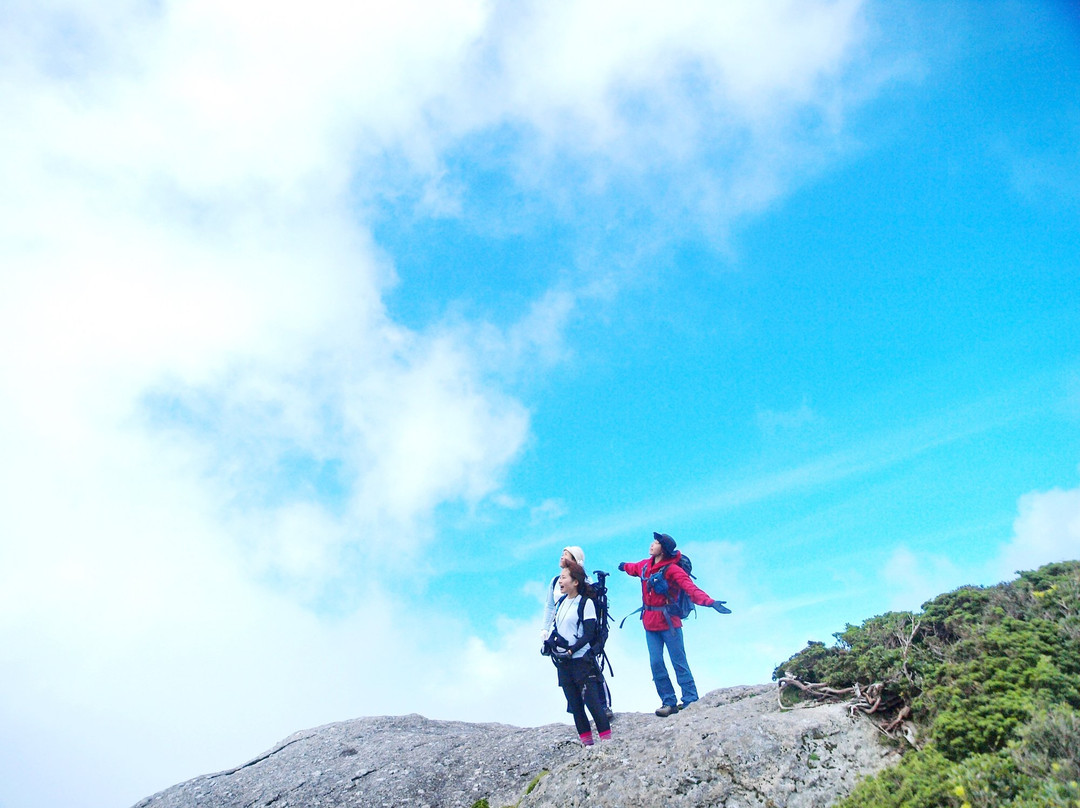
[553,593,568,624]
[580,590,602,614]
[577,593,598,622]
[619,606,644,628]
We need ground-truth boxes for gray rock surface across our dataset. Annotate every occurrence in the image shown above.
[520,685,899,808]
[135,684,900,808]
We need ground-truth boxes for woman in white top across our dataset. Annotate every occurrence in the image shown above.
[541,546,586,645]
[543,559,612,746]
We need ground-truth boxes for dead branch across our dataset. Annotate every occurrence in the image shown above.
[881,704,912,733]
[777,674,912,741]
[895,617,921,685]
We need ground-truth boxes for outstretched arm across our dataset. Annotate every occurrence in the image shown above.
[666,565,731,613]
[666,564,717,607]
[619,559,646,577]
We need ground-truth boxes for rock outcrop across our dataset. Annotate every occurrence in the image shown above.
[135,684,900,808]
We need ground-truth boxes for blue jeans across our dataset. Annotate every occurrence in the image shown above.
[646,626,698,707]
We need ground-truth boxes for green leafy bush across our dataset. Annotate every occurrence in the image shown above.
[773,560,1080,808]
[839,747,960,807]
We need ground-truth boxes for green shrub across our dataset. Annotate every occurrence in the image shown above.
[838,747,959,808]
[778,560,1080,808]
[1014,704,1080,782]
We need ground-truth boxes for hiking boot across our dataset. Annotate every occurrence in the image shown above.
[605,707,615,722]
[654,704,679,717]
[679,699,697,711]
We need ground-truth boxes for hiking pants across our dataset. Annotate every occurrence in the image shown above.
[565,669,610,715]
[646,626,698,707]
[557,657,610,735]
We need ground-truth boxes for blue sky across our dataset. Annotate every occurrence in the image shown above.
[1,2,1079,808]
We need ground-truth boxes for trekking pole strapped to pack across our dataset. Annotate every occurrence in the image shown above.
[591,569,613,677]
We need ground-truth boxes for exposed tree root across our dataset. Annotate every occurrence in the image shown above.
[775,674,918,746]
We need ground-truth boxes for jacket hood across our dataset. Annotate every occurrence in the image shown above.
[649,550,682,571]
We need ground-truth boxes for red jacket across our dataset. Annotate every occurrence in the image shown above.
[621,551,716,631]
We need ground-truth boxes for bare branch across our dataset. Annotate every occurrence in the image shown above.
[778,675,912,740]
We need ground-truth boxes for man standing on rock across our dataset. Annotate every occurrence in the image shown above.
[619,532,730,716]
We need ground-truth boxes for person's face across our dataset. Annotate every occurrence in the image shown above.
[650,538,662,557]
[560,550,574,568]
[558,567,577,595]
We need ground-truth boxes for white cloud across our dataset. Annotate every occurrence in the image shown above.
[530,498,569,524]
[481,0,864,143]
[0,8,525,799]
[998,483,1080,578]
[881,546,966,612]
[863,482,1080,621]
[756,401,819,435]
[388,0,875,250]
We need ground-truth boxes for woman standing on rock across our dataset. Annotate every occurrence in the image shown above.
[618,532,730,717]
[543,559,612,746]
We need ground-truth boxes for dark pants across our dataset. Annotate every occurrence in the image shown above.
[565,669,611,714]
[557,656,611,735]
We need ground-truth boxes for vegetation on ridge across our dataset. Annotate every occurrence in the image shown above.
[773,560,1080,808]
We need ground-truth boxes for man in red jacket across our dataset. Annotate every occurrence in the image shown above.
[619,532,730,716]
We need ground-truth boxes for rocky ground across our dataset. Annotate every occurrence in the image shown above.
[134,684,900,808]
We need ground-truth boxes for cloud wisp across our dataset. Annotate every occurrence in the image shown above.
[518,375,1061,556]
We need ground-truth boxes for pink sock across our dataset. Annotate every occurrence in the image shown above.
[579,731,594,746]
[599,730,612,741]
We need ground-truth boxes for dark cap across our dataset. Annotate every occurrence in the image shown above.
[653,532,676,557]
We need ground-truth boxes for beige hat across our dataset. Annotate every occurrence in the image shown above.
[563,546,585,567]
